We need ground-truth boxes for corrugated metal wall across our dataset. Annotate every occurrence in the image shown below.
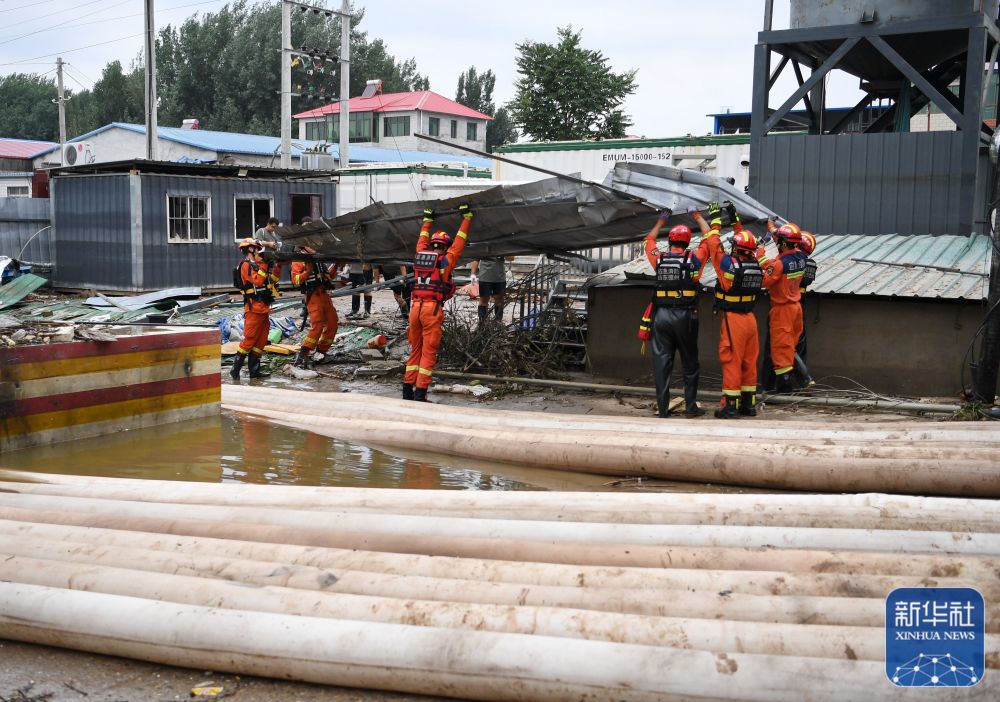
[140,174,337,290]
[755,132,973,236]
[0,197,51,264]
[52,174,132,289]
[49,172,336,291]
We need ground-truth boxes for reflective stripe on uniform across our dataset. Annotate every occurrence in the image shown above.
[775,366,794,375]
[656,290,697,298]
[304,336,318,345]
[722,389,741,397]
[418,367,433,376]
[457,231,468,240]
[715,293,755,303]
[405,364,419,372]
[740,386,756,392]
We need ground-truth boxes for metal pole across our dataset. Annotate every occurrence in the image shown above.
[144,0,158,160]
[280,0,292,169]
[338,0,350,170]
[763,0,774,31]
[974,216,1000,405]
[55,57,67,164]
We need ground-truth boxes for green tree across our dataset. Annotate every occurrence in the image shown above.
[510,26,637,142]
[454,66,517,151]
[0,73,58,141]
[153,1,429,135]
[88,60,145,128]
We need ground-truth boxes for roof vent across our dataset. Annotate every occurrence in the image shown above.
[182,118,200,130]
[360,79,382,98]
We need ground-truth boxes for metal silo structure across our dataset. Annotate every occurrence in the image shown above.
[749,0,1000,236]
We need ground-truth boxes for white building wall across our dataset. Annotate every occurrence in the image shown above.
[909,111,958,132]
[337,171,493,216]
[0,175,32,197]
[298,110,489,155]
[494,142,751,191]
[33,129,222,168]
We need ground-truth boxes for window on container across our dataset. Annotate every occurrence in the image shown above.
[428,116,440,137]
[450,119,458,138]
[167,195,211,243]
[5,186,29,198]
[234,197,273,241]
[384,115,410,137]
[466,122,478,141]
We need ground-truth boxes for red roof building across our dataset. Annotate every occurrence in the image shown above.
[294,90,492,158]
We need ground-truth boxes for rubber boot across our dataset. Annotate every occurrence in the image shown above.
[248,353,270,379]
[229,352,247,380]
[293,346,312,369]
[494,305,503,321]
[477,305,489,324]
[773,372,797,395]
[793,353,815,390]
[739,391,757,417]
[714,395,740,419]
[402,383,415,401]
[683,368,704,417]
[363,296,373,318]
[413,387,429,402]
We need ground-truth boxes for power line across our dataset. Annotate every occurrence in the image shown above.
[0,32,145,66]
[0,0,133,49]
[2,0,105,32]
[0,0,60,14]
[66,62,95,84]
[62,65,90,91]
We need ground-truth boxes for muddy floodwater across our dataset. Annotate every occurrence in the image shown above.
[0,408,756,493]
[0,410,660,492]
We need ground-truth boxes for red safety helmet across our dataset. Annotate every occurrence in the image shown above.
[430,231,452,248]
[237,237,262,251]
[776,223,803,246]
[800,231,816,255]
[732,230,758,254]
[666,224,692,245]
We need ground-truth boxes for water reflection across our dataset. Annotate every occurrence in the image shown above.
[2,411,542,491]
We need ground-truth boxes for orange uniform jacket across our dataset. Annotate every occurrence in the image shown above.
[763,251,806,375]
[290,261,338,353]
[405,218,470,389]
[238,256,281,355]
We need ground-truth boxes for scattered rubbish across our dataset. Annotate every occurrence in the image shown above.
[355,361,401,377]
[75,327,118,342]
[359,348,385,361]
[438,383,493,398]
[0,256,32,284]
[48,325,75,343]
[0,273,47,310]
[366,334,389,350]
[190,682,225,697]
[85,287,201,310]
[284,365,319,380]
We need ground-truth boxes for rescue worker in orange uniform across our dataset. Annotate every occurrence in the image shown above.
[290,246,338,368]
[693,203,764,418]
[793,231,818,388]
[761,222,808,394]
[232,237,282,380]
[403,204,473,401]
[640,210,708,417]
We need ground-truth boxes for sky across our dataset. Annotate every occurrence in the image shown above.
[0,0,867,138]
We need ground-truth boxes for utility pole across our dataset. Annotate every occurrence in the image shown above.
[55,57,67,163]
[280,0,292,168]
[338,0,350,170]
[974,204,1000,405]
[144,0,159,160]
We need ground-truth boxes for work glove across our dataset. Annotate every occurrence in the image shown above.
[422,208,434,223]
[687,206,702,218]
[657,208,673,223]
[706,202,722,226]
[724,200,739,225]
[458,203,474,219]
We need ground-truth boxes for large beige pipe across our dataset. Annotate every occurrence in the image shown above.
[2,520,992,599]
[2,583,942,702]
[0,538,907,626]
[4,474,998,532]
[0,554,900,662]
[226,404,1000,496]
[3,527,993,604]
[2,505,996,581]
[223,385,996,442]
[1,492,995,555]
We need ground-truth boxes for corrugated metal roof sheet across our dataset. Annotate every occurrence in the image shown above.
[590,233,992,301]
[0,137,56,160]
[39,123,491,169]
[293,90,492,120]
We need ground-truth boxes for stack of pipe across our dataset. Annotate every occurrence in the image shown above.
[0,470,997,700]
[222,385,1000,497]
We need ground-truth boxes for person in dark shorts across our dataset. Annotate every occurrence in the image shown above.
[470,256,512,324]
[345,262,374,319]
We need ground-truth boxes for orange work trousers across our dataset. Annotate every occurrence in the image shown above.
[405,298,444,389]
[718,310,759,399]
[769,302,803,376]
[239,308,271,355]
[302,290,339,353]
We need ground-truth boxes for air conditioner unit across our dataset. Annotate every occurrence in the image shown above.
[63,142,96,166]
